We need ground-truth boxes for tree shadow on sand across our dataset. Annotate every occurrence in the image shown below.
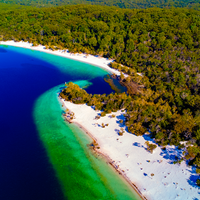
[186,166,200,189]
[159,146,184,164]
[116,113,126,128]
[142,133,185,165]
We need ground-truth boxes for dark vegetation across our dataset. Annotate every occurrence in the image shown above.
[145,141,157,153]
[1,4,200,184]
[0,2,30,10]
[0,0,200,9]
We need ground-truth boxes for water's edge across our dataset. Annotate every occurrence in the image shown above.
[0,44,141,200]
[34,83,141,200]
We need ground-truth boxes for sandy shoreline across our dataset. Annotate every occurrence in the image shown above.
[61,99,146,200]
[60,99,200,200]
[0,40,120,76]
[1,40,199,200]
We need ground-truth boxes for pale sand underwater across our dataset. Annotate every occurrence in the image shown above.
[1,40,199,200]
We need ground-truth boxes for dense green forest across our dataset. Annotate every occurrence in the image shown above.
[1,4,200,184]
[0,0,200,9]
[0,2,31,10]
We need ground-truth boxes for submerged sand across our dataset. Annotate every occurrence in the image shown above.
[61,100,199,200]
[1,40,199,200]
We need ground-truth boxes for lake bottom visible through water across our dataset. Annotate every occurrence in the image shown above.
[0,45,140,200]
[34,82,141,200]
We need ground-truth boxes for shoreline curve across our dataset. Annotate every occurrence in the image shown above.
[60,96,147,200]
[2,40,199,200]
[0,40,120,76]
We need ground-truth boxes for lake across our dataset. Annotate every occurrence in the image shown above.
[0,45,140,200]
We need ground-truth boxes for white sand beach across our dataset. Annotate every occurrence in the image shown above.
[1,40,199,200]
[61,101,200,200]
[0,40,120,75]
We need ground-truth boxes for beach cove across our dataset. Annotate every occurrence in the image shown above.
[0,41,200,200]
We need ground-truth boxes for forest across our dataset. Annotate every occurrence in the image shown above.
[0,0,200,9]
[0,3,200,184]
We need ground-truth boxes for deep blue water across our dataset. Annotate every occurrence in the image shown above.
[0,45,114,200]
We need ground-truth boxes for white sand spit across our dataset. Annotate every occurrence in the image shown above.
[61,100,200,200]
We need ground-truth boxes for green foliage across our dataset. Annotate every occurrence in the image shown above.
[118,128,125,136]
[101,111,106,117]
[196,168,200,174]
[196,178,200,186]
[145,141,157,153]
[0,0,200,9]
[186,146,200,160]
[173,158,183,164]
[2,4,200,173]
[111,114,115,118]
[60,82,132,114]
[60,82,90,104]
[119,119,123,124]
[193,153,200,167]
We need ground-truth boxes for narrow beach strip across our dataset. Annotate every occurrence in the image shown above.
[0,40,120,75]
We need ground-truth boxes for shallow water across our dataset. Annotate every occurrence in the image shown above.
[0,45,140,200]
[34,83,140,200]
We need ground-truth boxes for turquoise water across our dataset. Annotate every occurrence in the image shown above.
[34,83,140,200]
[0,45,140,200]
[3,45,109,82]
